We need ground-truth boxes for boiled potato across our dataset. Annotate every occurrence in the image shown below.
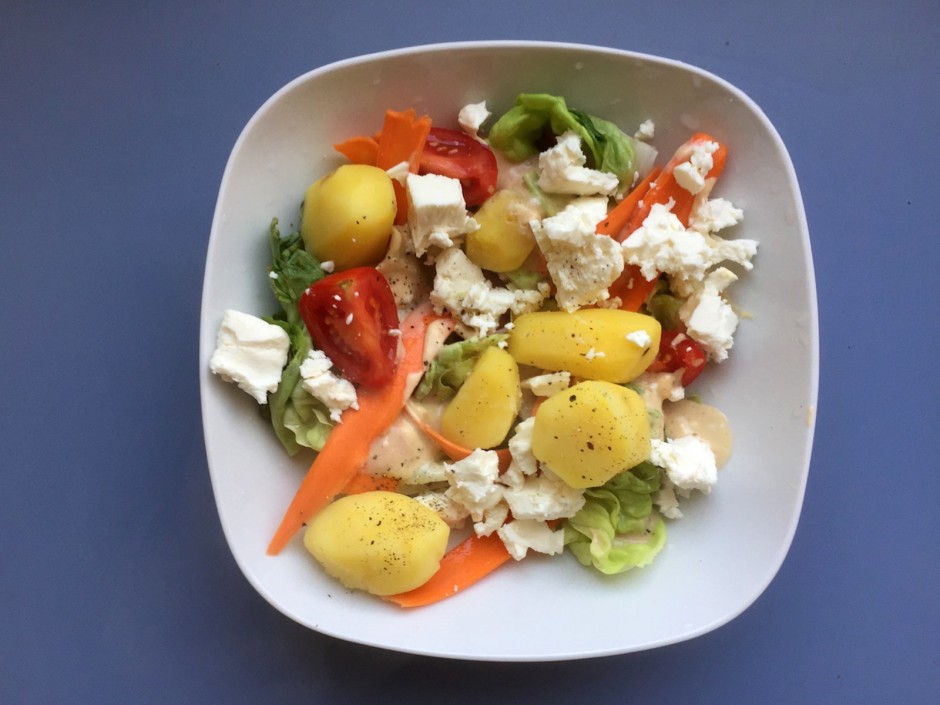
[301,164,397,270]
[465,189,537,272]
[508,309,661,383]
[532,380,650,488]
[441,346,521,449]
[303,491,449,596]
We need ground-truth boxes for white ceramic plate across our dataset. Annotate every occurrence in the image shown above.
[199,41,818,661]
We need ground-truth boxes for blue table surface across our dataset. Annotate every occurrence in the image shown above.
[2,1,938,703]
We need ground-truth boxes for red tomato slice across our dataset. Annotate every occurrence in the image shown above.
[298,267,401,389]
[418,127,498,207]
[647,330,708,387]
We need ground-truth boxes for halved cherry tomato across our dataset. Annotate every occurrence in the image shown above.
[647,330,707,387]
[298,267,401,389]
[418,127,498,207]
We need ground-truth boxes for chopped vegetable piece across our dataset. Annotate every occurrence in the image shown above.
[385,533,512,608]
[298,267,400,389]
[266,305,440,555]
[418,127,498,207]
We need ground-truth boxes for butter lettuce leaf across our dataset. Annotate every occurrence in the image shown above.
[415,334,508,400]
[488,93,636,187]
[564,462,666,574]
[264,219,331,455]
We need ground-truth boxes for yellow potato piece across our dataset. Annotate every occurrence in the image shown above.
[508,309,661,383]
[301,164,397,271]
[532,380,650,488]
[303,491,449,596]
[465,189,536,272]
[441,346,521,449]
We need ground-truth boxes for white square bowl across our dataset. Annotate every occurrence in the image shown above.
[199,41,818,661]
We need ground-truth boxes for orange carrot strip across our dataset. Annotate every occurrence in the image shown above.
[375,108,432,225]
[266,305,439,555]
[333,135,379,165]
[341,473,399,495]
[385,533,512,608]
[595,167,661,239]
[404,404,513,471]
[625,133,727,234]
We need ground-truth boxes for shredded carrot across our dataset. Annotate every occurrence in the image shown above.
[375,108,432,225]
[624,133,727,234]
[595,167,661,239]
[404,403,512,471]
[266,304,440,555]
[385,532,512,608]
[333,136,379,165]
[341,473,399,495]
[332,108,432,225]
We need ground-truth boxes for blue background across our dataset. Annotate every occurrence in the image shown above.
[2,1,938,703]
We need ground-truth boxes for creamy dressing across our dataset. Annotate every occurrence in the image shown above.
[663,399,733,468]
[361,400,446,482]
[375,226,432,318]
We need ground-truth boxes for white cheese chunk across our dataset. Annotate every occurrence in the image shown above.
[458,101,491,139]
[634,119,655,141]
[473,502,510,537]
[621,202,757,290]
[673,140,719,195]
[430,247,548,337]
[209,309,290,404]
[530,197,625,312]
[443,448,504,521]
[406,173,478,256]
[521,371,571,397]
[650,436,718,494]
[502,469,585,521]
[497,519,565,561]
[626,329,652,348]
[679,267,740,361]
[537,130,618,196]
[299,349,358,422]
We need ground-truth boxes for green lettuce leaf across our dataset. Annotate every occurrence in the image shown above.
[267,218,325,328]
[263,219,332,455]
[564,461,666,574]
[415,334,508,400]
[488,93,636,187]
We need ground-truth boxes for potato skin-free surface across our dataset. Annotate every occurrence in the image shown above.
[532,380,650,488]
[508,309,661,383]
[301,164,397,271]
[303,491,449,596]
[441,346,522,449]
[465,189,536,272]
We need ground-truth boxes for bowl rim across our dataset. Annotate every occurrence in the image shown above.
[200,39,819,661]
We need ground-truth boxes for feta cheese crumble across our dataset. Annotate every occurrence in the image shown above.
[530,197,624,312]
[209,310,290,404]
[497,519,565,560]
[673,140,719,195]
[458,101,491,139]
[430,247,549,337]
[679,267,741,361]
[621,202,757,288]
[406,173,479,256]
[626,329,652,348]
[537,130,619,196]
[521,371,571,397]
[650,436,718,494]
[298,349,359,422]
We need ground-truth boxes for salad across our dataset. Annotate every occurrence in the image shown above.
[209,93,759,606]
